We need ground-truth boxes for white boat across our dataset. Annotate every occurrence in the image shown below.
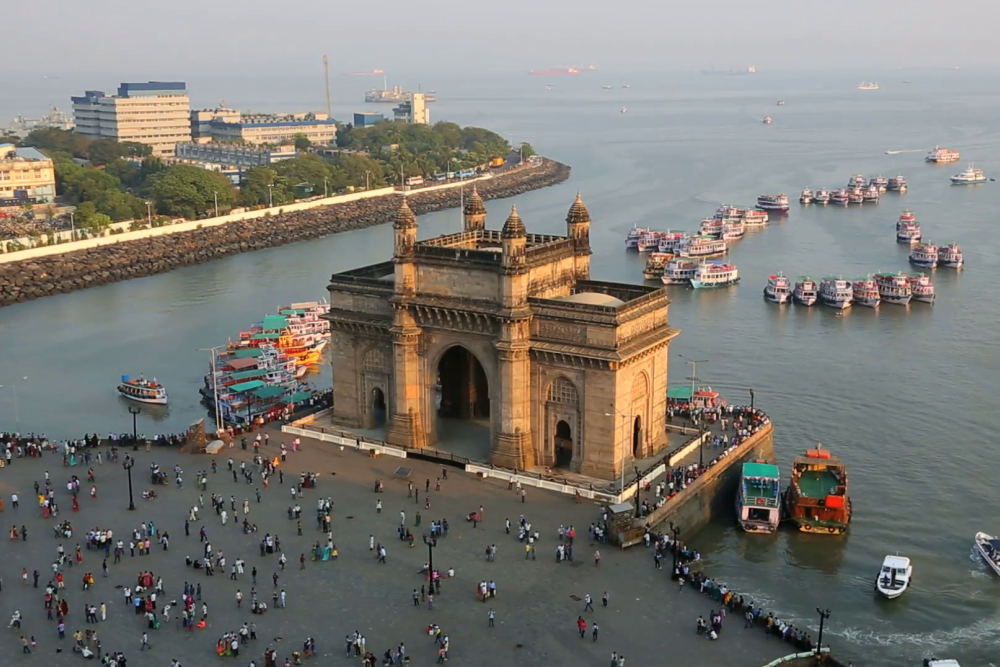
[625,225,648,250]
[819,277,853,310]
[756,194,789,212]
[856,82,880,90]
[923,660,961,667]
[763,272,791,303]
[813,189,830,205]
[721,219,745,240]
[908,273,936,303]
[875,555,912,599]
[851,276,881,308]
[887,175,908,192]
[660,258,699,285]
[793,277,819,307]
[950,164,987,185]
[690,261,739,289]
[909,243,939,269]
[736,461,781,533]
[874,272,912,305]
[117,375,168,405]
[897,221,921,244]
[699,217,724,237]
[762,116,772,124]
[678,235,728,259]
[925,146,960,163]
[621,107,627,114]
[656,231,688,253]
[937,243,964,269]
[974,532,1000,576]
[799,188,814,204]
[742,209,769,226]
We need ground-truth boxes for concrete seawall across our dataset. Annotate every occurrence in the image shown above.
[0,159,570,308]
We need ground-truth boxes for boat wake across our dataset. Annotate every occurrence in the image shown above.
[885,149,923,155]
[835,615,1000,652]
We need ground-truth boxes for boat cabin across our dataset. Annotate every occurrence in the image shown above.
[691,386,724,410]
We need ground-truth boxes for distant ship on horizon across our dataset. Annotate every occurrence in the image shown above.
[702,65,756,76]
[529,67,580,76]
[345,70,384,76]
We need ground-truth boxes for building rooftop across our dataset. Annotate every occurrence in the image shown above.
[556,292,625,307]
[1,146,50,162]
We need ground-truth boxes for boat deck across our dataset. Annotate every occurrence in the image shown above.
[797,469,841,499]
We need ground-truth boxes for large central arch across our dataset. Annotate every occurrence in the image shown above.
[433,343,492,460]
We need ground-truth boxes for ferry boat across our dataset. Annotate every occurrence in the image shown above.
[874,272,913,305]
[678,235,728,259]
[848,190,865,205]
[926,146,960,163]
[699,217,724,237]
[898,209,916,224]
[201,344,300,405]
[856,82,880,90]
[690,261,740,289]
[887,175,908,192]
[830,189,850,205]
[625,225,648,250]
[863,185,881,203]
[656,231,689,253]
[660,258,700,285]
[950,165,987,185]
[742,209,770,226]
[819,278,853,309]
[642,253,673,280]
[118,375,168,405]
[870,176,889,193]
[974,532,1000,577]
[763,272,791,304]
[908,273,936,303]
[875,555,913,600]
[813,189,831,205]
[799,188,814,204]
[763,116,773,125]
[851,276,881,308]
[793,277,819,306]
[909,242,939,268]
[937,243,964,269]
[896,220,921,244]
[848,174,867,189]
[736,461,782,534]
[783,445,852,534]
[636,231,664,252]
[756,194,789,212]
[722,219,745,240]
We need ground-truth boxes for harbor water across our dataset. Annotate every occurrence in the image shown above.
[2,70,1000,665]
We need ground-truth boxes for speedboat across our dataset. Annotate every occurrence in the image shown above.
[117,375,168,405]
[974,532,1000,576]
[763,272,791,303]
[951,165,987,185]
[763,116,772,124]
[875,555,912,599]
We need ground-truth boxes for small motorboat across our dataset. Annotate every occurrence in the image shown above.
[923,660,961,667]
[974,532,1000,576]
[875,555,912,599]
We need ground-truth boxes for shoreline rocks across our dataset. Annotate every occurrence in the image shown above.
[0,160,571,308]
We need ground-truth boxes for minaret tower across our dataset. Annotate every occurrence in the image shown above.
[463,185,486,232]
[566,192,592,279]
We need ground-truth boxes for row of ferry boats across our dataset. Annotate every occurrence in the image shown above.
[897,211,965,268]
[800,174,907,206]
[764,272,936,308]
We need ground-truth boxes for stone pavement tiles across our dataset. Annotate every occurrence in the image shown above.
[0,441,790,667]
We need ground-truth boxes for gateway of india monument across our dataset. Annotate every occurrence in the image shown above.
[323,188,679,480]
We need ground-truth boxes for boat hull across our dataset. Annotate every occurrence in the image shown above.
[975,532,1000,577]
[881,295,912,305]
[739,520,779,535]
[854,297,880,308]
[875,583,908,599]
[939,259,963,269]
[691,278,740,289]
[912,293,935,303]
[117,390,168,406]
[821,299,852,310]
[790,518,848,535]
[763,290,789,303]
[909,258,937,269]
[951,179,986,185]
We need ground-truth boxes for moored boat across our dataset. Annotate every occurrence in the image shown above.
[722,219,745,240]
[897,209,916,224]
[848,174,867,189]
[763,272,791,304]
[699,217,724,237]
[819,277,853,309]
[656,231,689,253]
[118,375,168,405]
[896,220,921,244]
[800,188,814,204]
[937,243,964,269]
[908,273,936,303]
[756,194,789,212]
[813,189,831,205]
[830,189,850,205]
[742,209,769,226]
[660,258,700,286]
[625,225,648,250]
[848,189,865,205]
[874,272,912,305]
[875,555,912,599]
[690,261,740,289]
[792,277,819,306]
[863,185,880,203]
[736,461,782,534]
[851,276,881,308]
[950,164,987,185]
[642,252,673,280]
[678,235,728,259]
[909,242,939,268]
[887,175,908,192]
[974,532,1000,577]
[870,175,888,193]
[783,444,852,534]
[636,231,663,252]
[925,146,960,163]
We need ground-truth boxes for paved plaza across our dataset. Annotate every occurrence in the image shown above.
[0,434,792,667]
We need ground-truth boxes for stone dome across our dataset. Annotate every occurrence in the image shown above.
[394,197,416,228]
[464,185,486,216]
[566,192,591,224]
[502,206,526,238]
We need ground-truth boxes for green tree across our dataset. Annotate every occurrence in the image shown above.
[105,159,141,188]
[87,139,128,166]
[145,165,234,219]
[22,128,91,157]
[0,134,20,145]
[335,123,355,148]
[273,154,334,198]
[519,142,536,159]
[140,157,166,182]
[83,212,113,233]
[333,154,386,189]
[293,134,312,151]
[239,166,282,207]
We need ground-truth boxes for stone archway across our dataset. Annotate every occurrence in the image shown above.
[545,376,581,471]
[371,387,387,427]
[633,415,642,458]
[554,420,573,469]
[362,346,390,429]
[630,372,649,458]
[433,344,492,460]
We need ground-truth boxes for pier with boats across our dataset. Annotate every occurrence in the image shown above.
[800,174,908,208]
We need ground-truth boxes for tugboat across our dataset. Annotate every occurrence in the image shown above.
[800,188,814,204]
[874,272,913,305]
[926,146,960,163]
[819,278,853,309]
[908,273,936,303]
[951,164,987,185]
[737,461,782,534]
[689,261,740,289]
[756,194,789,212]
[937,243,964,269]
[783,444,852,534]
[660,258,700,286]
[813,189,831,205]
[887,175,908,192]
[642,252,673,280]
[896,220,921,244]
[792,277,819,306]
[830,189,850,205]
[117,375,168,405]
[851,276,881,308]
[909,242,939,268]
[763,272,791,304]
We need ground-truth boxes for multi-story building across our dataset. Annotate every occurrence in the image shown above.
[392,93,429,125]
[0,144,57,206]
[353,112,385,127]
[174,142,297,169]
[198,111,337,146]
[71,82,192,157]
[190,106,240,143]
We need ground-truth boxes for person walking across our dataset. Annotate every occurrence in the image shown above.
[584,594,594,612]
[140,632,151,650]
[376,499,382,514]
[592,623,599,642]
[594,550,601,567]
[577,616,587,638]
[488,609,495,628]
[602,591,609,607]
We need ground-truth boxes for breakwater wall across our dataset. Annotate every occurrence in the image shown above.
[0,159,570,308]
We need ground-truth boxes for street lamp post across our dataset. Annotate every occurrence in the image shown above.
[267,185,274,208]
[69,212,75,240]
[669,521,681,579]
[815,608,831,655]
[128,406,140,450]
[633,465,642,518]
[750,387,756,411]
[323,177,328,198]
[698,418,706,469]
[123,455,136,511]
[145,200,153,226]
[365,170,371,191]
[0,376,27,425]
[423,534,437,588]
[213,191,219,217]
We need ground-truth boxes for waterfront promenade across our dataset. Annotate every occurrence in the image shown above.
[0,433,795,667]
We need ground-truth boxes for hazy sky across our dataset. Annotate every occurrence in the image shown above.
[4,0,998,77]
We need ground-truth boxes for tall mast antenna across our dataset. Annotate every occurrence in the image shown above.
[322,55,332,118]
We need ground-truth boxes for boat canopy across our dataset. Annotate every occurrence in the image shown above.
[882,555,911,569]
[251,333,282,341]
[222,358,259,370]
[230,369,266,381]
[288,391,313,403]
[280,309,306,316]
[252,385,288,400]
[234,348,264,359]
[229,380,267,393]
[262,315,289,331]
[667,386,693,400]
[743,462,779,479]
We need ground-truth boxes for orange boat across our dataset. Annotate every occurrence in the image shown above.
[782,444,852,534]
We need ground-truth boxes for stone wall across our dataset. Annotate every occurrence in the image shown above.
[0,160,571,308]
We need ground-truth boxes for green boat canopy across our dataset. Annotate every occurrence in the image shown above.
[667,386,693,400]
[288,391,312,403]
[230,369,266,381]
[234,348,264,359]
[250,333,281,341]
[229,380,267,393]
[743,462,780,479]
[252,385,288,400]
[280,309,306,316]
[262,315,289,331]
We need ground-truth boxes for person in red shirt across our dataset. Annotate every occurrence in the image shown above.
[577,616,587,638]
